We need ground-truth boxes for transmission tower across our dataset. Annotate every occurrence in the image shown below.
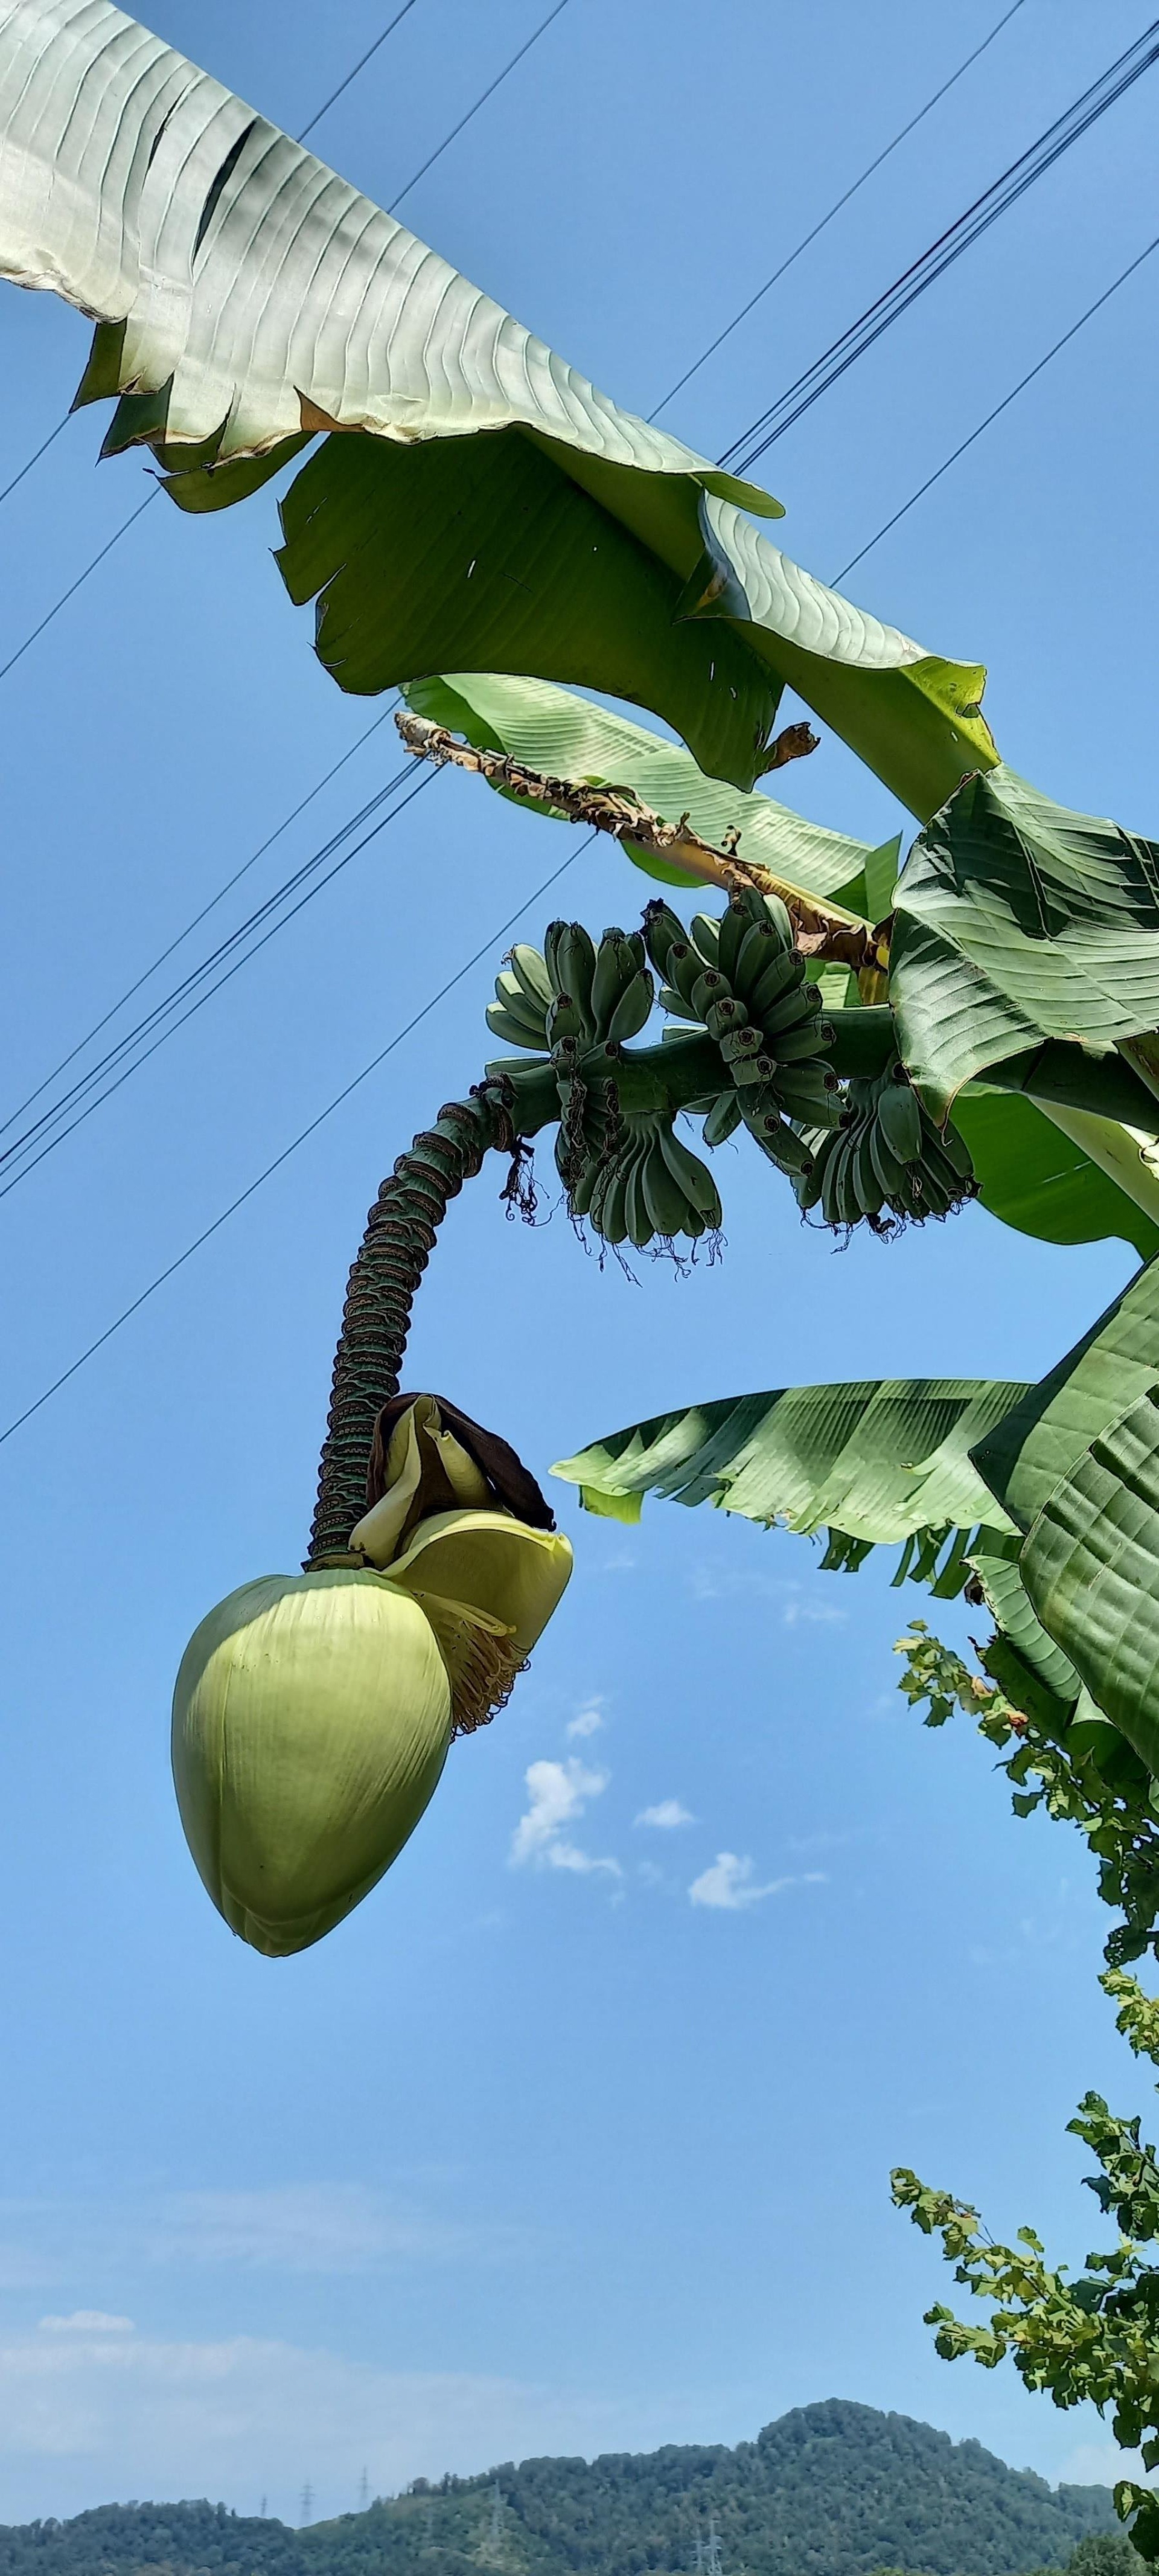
[704,2516,724,2576]
[359,2469,369,2513]
[299,2482,313,2527]
[490,2484,503,2547]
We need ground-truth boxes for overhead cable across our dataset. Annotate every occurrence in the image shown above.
[719,16,1159,477]
[296,0,423,143]
[0,757,427,1200]
[387,0,572,211]
[650,0,1028,420]
[0,821,597,1450]
[1,700,398,1152]
[831,228,1159,583]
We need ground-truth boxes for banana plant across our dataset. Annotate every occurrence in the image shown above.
[0,0,995,815]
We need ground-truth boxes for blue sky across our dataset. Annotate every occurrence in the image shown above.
[2,0,1158,2529]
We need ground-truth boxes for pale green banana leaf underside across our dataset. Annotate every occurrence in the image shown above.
[402,670,892,903]
[0,0,995,811]
[951,1090,1159,1263]
[552,1377,1026,1543]
[892,765,1159,1114]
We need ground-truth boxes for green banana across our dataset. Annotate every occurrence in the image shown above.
[625,1144,654,1251]
[704,996,747,1042]
[934,1117,974,1181]
[690,912,721,965]
[758,980,820,1039]
[876,1076,923,1164]
[605,968,655,1044]
[731,920,782,1002]
[835,1131,863,1228]
[640,902,691,981]
[486,1002,547,1053]
[719,1024,763,1064]
[641,1136,691,1238]
[770,1066,842,1123]
[555,924,598,1035]
[546,993,586,1048]
[854,1123,885,1219]
[659,982,704,1024]
[591,931,640,1036]
[794,1132,829,1212]
[820,1130,846,1228]
[666,943,704,1008]
[507,944,553,1010]
[691,969,727,1020]
[867,1115,907,1203]
[770,1017,834,1064]
[703,1093,742,1147]
[747,949,802,1020]
[591,1155,629,1246]
[658,1125,722,1224]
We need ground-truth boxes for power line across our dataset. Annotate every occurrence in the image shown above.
[0,822,598,1450]
[296,0,423,143]
[831,227,1159,585]
[386,0,572,213]
[649,0,1028,421]
[0,409,69,508]
[0,488,156,684]
[1,700,398,1152]
[0,761,429,1201]
[719,16,1159,477]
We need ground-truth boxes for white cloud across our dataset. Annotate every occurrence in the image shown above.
[0,2324,637,2525]
[509,1760,619,1877]
[635,1801,694,1830]
[781,1597,847,1627]
[566,1704,605,1740]
[38,2314,134,2336]
[149,2185,505,2274]
[689,1854,826,1912]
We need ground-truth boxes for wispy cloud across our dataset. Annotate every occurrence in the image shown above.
[566,1702,605,1740]
[635,1800,694,1830]
[689,1854,826,1912]
[781,1597,847,1627]
[38,2313,133,2335]
[509,1760,621,1877]
[149,2185,501,2274]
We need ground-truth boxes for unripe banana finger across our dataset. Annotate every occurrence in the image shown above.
[771,1020,834,1064]
[691,969,729,1020]
[642,1138,690,1238]
[508,944,554,1010]
[703,1093,742,1147]
[605,969,655,1044]
[625,1146,655,1251]
[868,1115,907,1202]
[759,979,820,1038]
[641,902,688,979]
[486,1004,548,1052]
[854,1124,886,1218]
[747,949,801,1019]
[876,1075,923,1164]
[658,1124,722,1223]
[659,983,704,1024]
[690,912,723,966]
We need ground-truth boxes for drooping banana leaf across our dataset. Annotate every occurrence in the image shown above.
[551,1377,1027,1543]
[969,1253,1159,1770]
[951,1090,1159,1262]
[403,671,893,900]
[0,0,996,811]
[891,766,1159,1114]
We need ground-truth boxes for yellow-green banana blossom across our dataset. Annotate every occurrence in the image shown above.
[172,1397,572,1956]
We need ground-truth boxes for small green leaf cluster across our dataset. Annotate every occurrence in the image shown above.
[892,1972,1159,2560]
[895,1623,1159,1967]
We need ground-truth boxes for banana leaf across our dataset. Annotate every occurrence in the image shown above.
[891,766,1159,1114]
[0,0,996,812]
[403,671,892,901]
[552,1377,1027,1542]
[951,1090,1159,1262]
[971,1253,1159,1768]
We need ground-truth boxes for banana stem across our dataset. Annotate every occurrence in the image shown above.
[307,1079,517,1565]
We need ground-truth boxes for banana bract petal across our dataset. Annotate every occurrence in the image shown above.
[382,1508,573,1662]
[171,1569,452,1959]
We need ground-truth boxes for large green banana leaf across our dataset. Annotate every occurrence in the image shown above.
[971,1254,1159,1767]
[0,0,996,812]
[951,1091,1159,1262]
[891,766,1159,1114]
[403,671,892,902]
[552,1378,1026,1541]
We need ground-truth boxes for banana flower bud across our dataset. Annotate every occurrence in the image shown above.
[172,1397,572,1958]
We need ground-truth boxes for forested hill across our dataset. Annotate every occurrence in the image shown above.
[0,2401,1121,2576]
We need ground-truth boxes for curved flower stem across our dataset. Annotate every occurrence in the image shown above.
[307,1078,518,1565]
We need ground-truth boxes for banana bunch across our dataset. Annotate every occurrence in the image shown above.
[570,1112,723,1249]
[485,922,654,1054]
[795,1060,976,1231]
[641,889,841,1178]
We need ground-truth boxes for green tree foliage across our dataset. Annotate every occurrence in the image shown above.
[0,2408,1118,2576]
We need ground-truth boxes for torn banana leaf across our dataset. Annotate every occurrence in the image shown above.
[0,0,995,810]
[891,766,1159,1115]
[552,1377,1027,1544]
[404,671,895,900]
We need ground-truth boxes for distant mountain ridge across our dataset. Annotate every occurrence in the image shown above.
[0,2401,1120,2576]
